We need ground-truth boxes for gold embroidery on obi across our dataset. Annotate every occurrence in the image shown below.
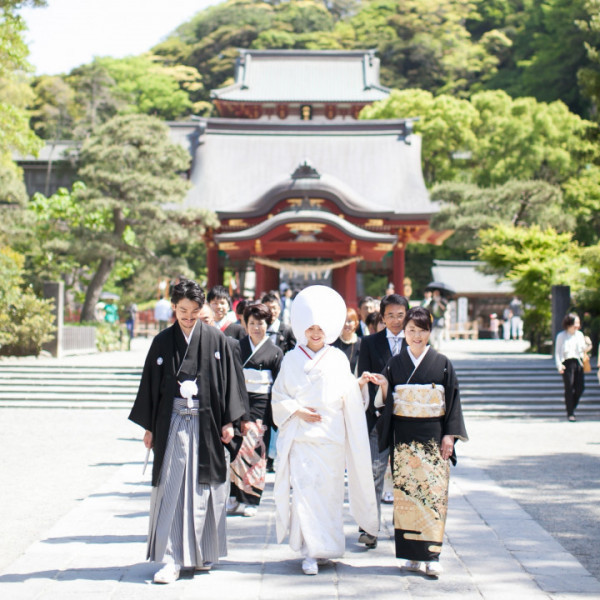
[393,383,445,418]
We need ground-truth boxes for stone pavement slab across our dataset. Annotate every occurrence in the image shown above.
[1,453,599,599]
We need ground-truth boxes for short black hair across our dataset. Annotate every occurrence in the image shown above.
[562,313,579,329]
[171,278,205,307]
[403,306,433,331]
[358,295,374,308]
[365,311,382,328]
[261,292,279,304]
[244,302,273,326]
[235,299,249,317]
[207,285,231,305]
[380,294,409,317]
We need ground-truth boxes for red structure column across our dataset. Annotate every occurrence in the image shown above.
[343,260,358,308]
[392,242,405,296]
[254,262,266,298]
[207,242,219,289]
[263,265,279,294]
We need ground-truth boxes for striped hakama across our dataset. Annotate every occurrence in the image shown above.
[147,398,228,567]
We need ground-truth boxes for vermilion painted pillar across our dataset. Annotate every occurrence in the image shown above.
[392,243,405,296]
[344,260,358,308]
[207,243,219,289]
[263,265,279,294]
[254,262,265,299]
[332,266,344,298]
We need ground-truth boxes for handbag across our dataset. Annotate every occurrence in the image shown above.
[583,353,591,373]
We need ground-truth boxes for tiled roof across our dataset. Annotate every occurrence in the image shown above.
[180,118,435,217]
[431,261,514,295]
[211,49,390,103]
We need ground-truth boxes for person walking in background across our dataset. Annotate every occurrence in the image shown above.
[509,296,524,341]
[371,306,468,579]
[489,313,499,340]
[128,279,247,583]
[502,306,512,341]
[555,313,587,421]
[154,296,172,331]
[271,285,378,576]
[426,290,447,350]
[357,293,409,549]
[332,307,362,373]
[228,303,283,517]
[125,302,137,340]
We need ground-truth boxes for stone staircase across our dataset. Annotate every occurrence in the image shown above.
[1,358,599,418]
[0,364,142,409]
[454,357,600,419]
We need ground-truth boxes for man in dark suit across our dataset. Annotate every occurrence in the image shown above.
[207,285,246,341]
[357,293,409,548]
[356,296,376,338]
[262,292,296,354]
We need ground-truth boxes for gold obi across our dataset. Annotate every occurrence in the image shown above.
[392,383,446,418]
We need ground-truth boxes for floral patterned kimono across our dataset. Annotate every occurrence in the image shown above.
[378,345,468,563]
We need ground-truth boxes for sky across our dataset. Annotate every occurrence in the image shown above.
[19,0,219,76]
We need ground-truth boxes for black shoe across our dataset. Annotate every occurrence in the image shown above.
[568,415,576,422]
[266,458,275,473]
[358,532,377,548]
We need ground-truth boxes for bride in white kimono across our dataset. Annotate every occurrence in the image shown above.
[271,285,379,575]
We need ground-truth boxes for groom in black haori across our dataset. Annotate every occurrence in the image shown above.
[129,279,247,584]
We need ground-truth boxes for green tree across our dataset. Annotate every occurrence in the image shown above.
[0,2,44,168]
[360,89,479,184]
[431,180,572,252]
[74,114,212,322]
[477,224,582,349]
[0,245,56,356]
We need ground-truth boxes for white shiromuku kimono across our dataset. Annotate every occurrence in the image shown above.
[272,344,379,559]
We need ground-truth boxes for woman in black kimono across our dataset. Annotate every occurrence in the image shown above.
[228,303,283,517]
[332,307,362,373]
[372,306,468,579]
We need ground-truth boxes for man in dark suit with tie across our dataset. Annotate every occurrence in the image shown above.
[262,292,296,354]
[357,293,409,548]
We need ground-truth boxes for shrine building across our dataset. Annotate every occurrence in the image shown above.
[175,49,448,305]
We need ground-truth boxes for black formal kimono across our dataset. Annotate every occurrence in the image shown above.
[377,345,468,563]
[230,336,283,506]
[332,335,361,374]
[128,320,247,567]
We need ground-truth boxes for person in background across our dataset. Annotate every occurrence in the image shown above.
[509,296,524,341]
[235,299,249,331]
[489,313,499,340]
[128,279,247,584]
[502,306,512,341]
[371,306,468,579]
[366,311,385,335]
[262,292,296,354]
[356,293,409,549]
[281,286,293,326]
[426,290,448,350]
[357,296,376,338]
[555,313,587,422]
[208,285,245,341]
[332,307,362,374]
[125,302,137,340]
[227,303,283,517]
[271,285,378,576]
[154,296,173,331]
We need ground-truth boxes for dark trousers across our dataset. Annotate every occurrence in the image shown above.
[561,359,584,416]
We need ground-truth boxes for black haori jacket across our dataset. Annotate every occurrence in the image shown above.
[129,321,247,487]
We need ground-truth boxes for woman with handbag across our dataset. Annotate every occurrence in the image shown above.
[370,306,468,578]
[555,313,588,422]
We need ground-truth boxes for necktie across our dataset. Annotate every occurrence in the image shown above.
[390,336,401,356]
